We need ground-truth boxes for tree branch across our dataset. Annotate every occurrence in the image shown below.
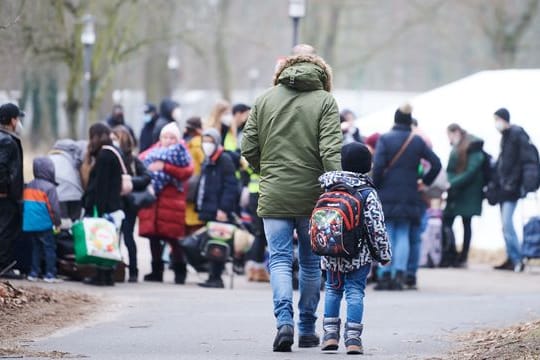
[0,0,26,31]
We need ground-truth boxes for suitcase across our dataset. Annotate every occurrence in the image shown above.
[522,216,540,259]
[419,209,443,268]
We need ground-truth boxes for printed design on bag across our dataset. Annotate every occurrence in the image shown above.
[309,189,362,257]
[207,222,235,241]
[82,220,119,259]
[311,209,344,253]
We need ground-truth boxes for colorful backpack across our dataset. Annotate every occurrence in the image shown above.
[309,184,368,258]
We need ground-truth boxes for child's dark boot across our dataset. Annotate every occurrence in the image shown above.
[344,322,364,355]
[321,317,341,351]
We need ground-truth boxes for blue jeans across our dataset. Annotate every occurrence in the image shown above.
[29,231,57,277]
[380,219,411,276]
[324,264,370,324]
[407,212,428,277]
[500,201,522,264]
[263,217,320,335]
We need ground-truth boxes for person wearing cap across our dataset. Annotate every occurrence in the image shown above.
[0,103,24,278]
[242,52,342,351]
[491,107,532,272]
[319,143,391,355]
[224,103,251,154]
[371,103,441,291]
[139,103,159,153]
[195,128,239,288]
[138,122,193,284]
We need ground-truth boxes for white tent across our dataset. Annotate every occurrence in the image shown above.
[359,69,540,251]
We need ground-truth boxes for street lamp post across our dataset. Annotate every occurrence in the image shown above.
[248,67,259,103]
[288,0,306,49]
[80,15,95,139]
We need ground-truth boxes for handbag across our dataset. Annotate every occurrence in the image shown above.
[72,207,122,267]
[126,184,156,209]
[102,145,133,195]
[186,174,200,203]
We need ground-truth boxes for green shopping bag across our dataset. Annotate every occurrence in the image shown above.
[72,208,122,267]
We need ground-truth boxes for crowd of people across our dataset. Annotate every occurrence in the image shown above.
[0,43,537,354]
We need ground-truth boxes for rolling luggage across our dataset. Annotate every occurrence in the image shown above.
[419,208,443,268]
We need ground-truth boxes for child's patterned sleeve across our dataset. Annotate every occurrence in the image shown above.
[364,191,392,264]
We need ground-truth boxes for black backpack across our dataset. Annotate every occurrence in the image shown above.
[480,150,494,187]
[309,184,368,258]
[521,140,540,193]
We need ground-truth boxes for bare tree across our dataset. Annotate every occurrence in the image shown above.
[473,0,540,68]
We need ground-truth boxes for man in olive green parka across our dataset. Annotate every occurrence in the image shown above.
[242,53,342,352]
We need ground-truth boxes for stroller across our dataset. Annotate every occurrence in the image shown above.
[179,213,255,288]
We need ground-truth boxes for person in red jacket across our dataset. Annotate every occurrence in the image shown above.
[138,123,193,284]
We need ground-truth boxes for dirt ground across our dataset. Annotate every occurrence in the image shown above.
[0,280,98,358]
[442,320,540,360]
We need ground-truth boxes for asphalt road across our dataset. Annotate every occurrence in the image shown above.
[17,263,540,360]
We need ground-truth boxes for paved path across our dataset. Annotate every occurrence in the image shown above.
[14,264,540,359]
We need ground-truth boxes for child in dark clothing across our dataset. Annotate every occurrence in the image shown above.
[320,143,391,354]
[23,157,62,283]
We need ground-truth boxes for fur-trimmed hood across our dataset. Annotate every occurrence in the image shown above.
[273,54,333,92]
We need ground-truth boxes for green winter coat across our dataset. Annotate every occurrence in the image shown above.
[444,135,485,217]
[241,54,342,217]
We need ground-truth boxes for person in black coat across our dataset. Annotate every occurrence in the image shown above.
[372,104,441,290]
[492,108,532,271]
[196,128,239,288]
[82,123,124,286]
[0,103,24,278]
[105,104,136,147]
[112,125,151,282]
[139,103,159,153]
[152,99,181,144]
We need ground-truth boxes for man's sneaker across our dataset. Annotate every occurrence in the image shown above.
[493,259,514,271]
[27,273,38,282]
[44,276,63,283]
[514,261,525,273]
[273,325,294,352]
[298,334,320,348]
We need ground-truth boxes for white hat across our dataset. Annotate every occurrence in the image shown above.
[160,122,181,141]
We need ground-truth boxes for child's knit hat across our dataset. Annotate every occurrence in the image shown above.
[160,122,181,141]
[341,142,372,174]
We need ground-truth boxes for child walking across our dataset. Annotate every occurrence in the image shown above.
[23,157,62,282]
[319,143,391,354]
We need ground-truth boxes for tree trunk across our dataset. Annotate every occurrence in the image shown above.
[214,0,232,101]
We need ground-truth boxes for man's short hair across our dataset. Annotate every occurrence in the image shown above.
[0,103,22,125]
[232,103,251,115]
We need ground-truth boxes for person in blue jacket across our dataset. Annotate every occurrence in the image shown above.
[372,104,441,290]
[196,128,239,288]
